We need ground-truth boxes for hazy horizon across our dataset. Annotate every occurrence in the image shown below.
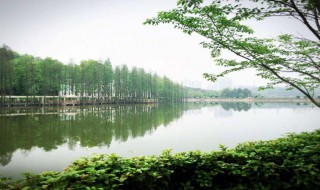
[0,0,315,87]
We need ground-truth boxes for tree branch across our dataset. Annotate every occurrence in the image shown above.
[204,13,254,62]
[290,0,320,40]
[304,54,320,71]
[206,9,320,104]
[260,63,320,107]
[313,8,320,32]
[282,63,320,82]
[268,0,292,7]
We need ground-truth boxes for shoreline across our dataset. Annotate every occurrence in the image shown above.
[0,96,316,108]
[186,98,312,103]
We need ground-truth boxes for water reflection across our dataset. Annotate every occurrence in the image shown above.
[0,102,314,167]
[220,102,252,112]
[0,104,187,166]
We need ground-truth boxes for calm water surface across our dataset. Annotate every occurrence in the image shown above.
[0,102,319,179]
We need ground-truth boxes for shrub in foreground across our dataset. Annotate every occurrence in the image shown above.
[1,130,320,189]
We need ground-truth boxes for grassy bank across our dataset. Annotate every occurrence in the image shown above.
[1,130,320,189]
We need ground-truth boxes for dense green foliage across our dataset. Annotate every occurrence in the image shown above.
[1,130,319,189]
[0,45,14,97]
[145,0,320,107]
[0,45,184,102]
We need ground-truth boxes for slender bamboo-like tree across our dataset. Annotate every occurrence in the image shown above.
[0,47,185,104]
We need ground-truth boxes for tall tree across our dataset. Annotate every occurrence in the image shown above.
[138,68,147,99]
[128,66,139,99]
[80,60,98,97]
[102,59,113,98]
[120,65,129,99]
[151,73,159,98]
[113,66,121,99]
[39,58,63,96]
[145,0,320,107]
[0,45,14,103]
[94,61,104,100]
[13,55,39,96]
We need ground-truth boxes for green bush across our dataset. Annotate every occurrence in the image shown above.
[1,130,320,189]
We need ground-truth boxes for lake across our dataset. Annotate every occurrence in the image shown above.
[0,102,319,179]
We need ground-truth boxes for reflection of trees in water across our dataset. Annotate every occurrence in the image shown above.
[0,152,12,166]
[0,104,186,165]
[182,102,252,112]
[219,102,252,112]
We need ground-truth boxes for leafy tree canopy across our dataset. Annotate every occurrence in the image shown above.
[0,45,185,102]
[144,0,320,107]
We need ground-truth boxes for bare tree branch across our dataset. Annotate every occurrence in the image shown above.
[290,0,320,40]
[313,8,320,31]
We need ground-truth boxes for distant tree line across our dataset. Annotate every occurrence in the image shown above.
[185,87,252,98]
[0,45,184,102]
[220,88,252,98]
[184,87,218,98]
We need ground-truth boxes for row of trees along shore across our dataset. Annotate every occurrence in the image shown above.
[0,45,184,103]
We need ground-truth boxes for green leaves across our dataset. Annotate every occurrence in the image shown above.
[177,0,203,8]
[0,45,185,103]
[2,130,320,189]
[144,0,320,107]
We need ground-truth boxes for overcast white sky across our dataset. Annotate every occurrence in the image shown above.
[0,0,314,88]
